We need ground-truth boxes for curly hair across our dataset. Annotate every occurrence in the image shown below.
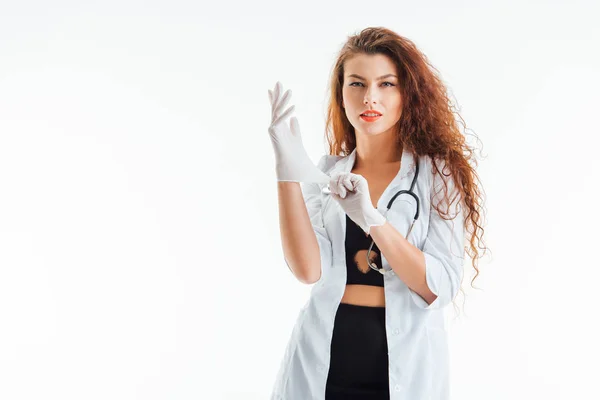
[324,27,489,302]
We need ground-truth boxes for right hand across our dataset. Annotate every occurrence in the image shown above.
[268,81,330,184]
[328,172,387,235]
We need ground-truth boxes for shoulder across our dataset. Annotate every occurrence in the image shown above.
[412,153,435,186]
[416,154,460,205]
[417,154,451,186]
[423,154,463,213]
[417,153,444,172]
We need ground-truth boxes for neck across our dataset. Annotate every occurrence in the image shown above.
[354,138,403,170]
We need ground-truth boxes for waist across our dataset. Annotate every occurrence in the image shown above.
[340,284,386,307]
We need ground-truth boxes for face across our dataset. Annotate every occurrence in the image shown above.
[342,53,403,138]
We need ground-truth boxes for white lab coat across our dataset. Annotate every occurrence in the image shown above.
[270,148,466,400]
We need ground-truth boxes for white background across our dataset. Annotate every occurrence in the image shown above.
[1,1,599,399]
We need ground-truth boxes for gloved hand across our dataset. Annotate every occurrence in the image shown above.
[329,172,387,235]
[268,81,330,184]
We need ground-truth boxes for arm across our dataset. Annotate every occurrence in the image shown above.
[277,156,333,284]
[267,82,332,284]
[370,158,466,309]
[369,222,435,304]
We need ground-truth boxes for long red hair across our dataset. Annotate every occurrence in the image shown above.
[324,27,489,301]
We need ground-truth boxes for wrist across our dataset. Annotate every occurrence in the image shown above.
[362,208,386,234]
[367,208,386,225]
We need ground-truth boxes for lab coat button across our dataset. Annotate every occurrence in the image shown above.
[316,365,325,373]
[394,384,402,391]
[393,328,400,335]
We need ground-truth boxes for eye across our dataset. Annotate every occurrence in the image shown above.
[348,81,396,87]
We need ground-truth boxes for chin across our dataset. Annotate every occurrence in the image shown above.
[356,132,388,139]
[357,125,391,136]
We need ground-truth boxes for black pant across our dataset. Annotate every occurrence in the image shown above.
[325,302,390,400]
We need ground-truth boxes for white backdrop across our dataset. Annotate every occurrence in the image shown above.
[1,1,599,399]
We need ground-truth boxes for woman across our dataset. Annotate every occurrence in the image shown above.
[268,27,487,400]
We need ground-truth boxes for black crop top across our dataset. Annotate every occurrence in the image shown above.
[344,214,384,287]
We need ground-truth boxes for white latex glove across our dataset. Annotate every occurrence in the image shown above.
[329,172,387,235]
[267,81,330,184]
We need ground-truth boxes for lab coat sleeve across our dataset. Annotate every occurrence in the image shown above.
[284,155,333,282]
[409,158,466,310]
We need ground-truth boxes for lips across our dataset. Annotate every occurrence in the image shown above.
[360,110,382,117]
[360,115,381,122]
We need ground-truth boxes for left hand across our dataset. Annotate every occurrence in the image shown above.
[328,172,386,235]
[267,81,330,184]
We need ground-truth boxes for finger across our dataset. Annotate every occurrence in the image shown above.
[329,171,345,184]
[328,179,338,196]
[274,82,281,104]
[328,177,341,196]
[330,190,345,201]
[271,104,295,127]
[341,174,354,192]
[289,117,302,138]
[333,173,352,194]
[334,175,348,198]
[347,172,360,181]
[268,90,275,121]
[347,173,364,190]
[274,89,291,117]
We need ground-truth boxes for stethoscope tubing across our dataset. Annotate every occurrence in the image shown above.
[367,159,420,274]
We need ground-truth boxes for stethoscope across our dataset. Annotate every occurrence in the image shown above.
[366,159,420,274]
[322,159,421,275]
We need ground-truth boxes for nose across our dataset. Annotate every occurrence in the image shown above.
[363,89,378,106]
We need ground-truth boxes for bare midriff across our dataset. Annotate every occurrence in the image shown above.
[340,284,386,307]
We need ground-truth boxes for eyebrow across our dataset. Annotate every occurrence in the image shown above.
[346,73,398,80]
